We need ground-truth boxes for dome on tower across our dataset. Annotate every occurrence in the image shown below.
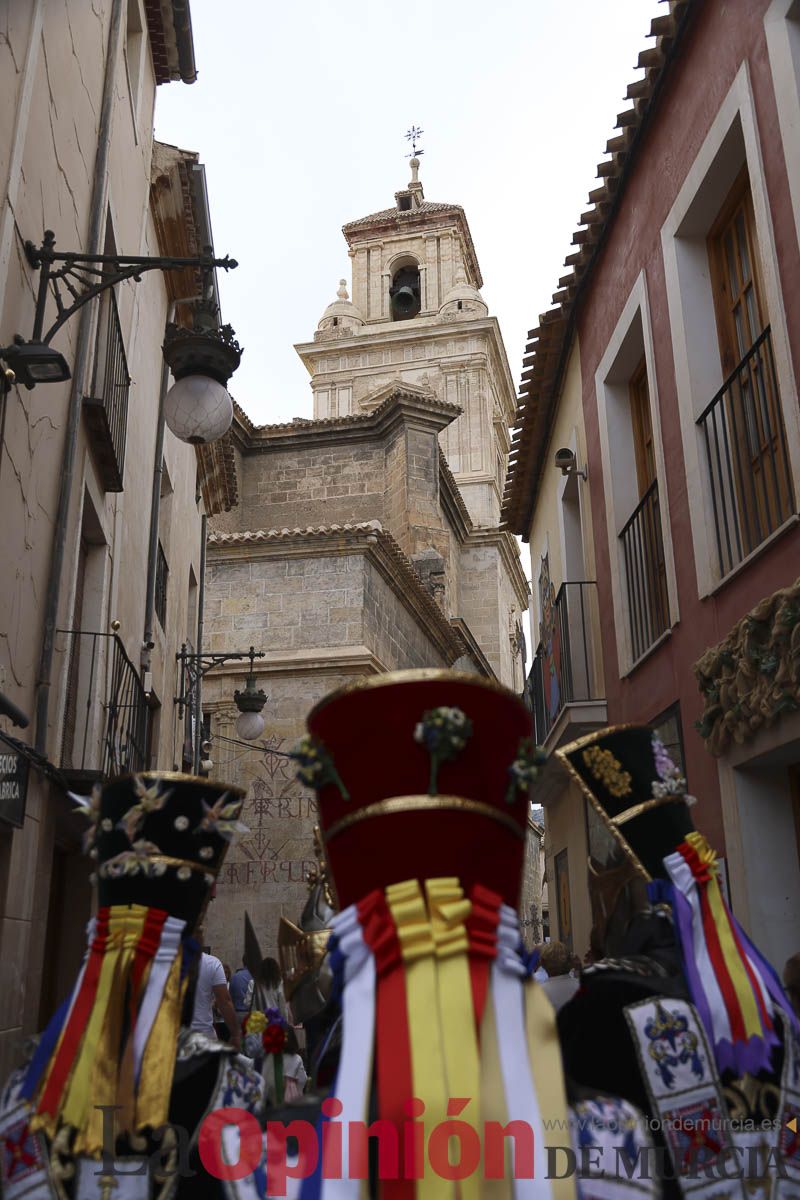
[317,279,365,334]
[438,278,488,319]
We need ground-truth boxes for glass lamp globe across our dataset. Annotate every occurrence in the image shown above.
[164,373,233,445]
[236,710,265,741]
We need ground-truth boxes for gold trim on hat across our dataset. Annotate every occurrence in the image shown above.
[98,854,220,880]
[308,668,529,720]
[104,770,247,798]
[554,724,651,882]
[611,795,687,827]
[322,794,527,843]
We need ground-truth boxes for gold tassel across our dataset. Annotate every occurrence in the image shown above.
[134,956,185,1134]
[426,878,481,1200]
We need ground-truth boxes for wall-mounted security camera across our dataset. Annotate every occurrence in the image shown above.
[554,447,587,480]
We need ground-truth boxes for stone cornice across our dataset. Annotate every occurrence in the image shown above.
[465,528,531,607]
[449,618,494,678]
[207,521,469,666]
[293,316,517,418]
[228,389,462,454]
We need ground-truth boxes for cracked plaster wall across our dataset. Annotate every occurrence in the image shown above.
[0,1,206,1078]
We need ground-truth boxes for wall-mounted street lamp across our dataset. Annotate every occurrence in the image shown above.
[0,230,242,444]
[175,644,267,770]
[233,648,269,741]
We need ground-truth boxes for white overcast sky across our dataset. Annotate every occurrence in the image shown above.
[155,0,652,430]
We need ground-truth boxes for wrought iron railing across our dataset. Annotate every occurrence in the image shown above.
[620,480,669,663]
[57,630,149,779]
[526,581,603,743]
[697,326,794,578]
[155,542,169,629]
[83,288,131,492]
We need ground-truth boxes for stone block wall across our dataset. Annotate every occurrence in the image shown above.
[205,552,366,656]
[362,558,450,671]
[242,442,387,532]
[201,531,459,968]
[518,823,545,950]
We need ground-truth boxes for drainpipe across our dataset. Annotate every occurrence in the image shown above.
[34,0,125,757]
[193,514,207,774]
[141,301,177,674]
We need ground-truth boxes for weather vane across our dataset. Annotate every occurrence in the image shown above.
[405,126,424,158]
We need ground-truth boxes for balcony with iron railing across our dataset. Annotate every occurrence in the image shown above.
[697,326,794,580]
[57,629,149,787]
[619,479,670,664]
[83,288,131,493]
[526,581,606,749]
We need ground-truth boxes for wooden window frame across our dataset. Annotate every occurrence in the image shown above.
[629,357,656,498]
[707,168,767,377]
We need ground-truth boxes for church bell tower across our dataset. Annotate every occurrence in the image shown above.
[295,151,518,532]
[293,146,529,686]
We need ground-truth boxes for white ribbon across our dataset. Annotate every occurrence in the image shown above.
[662,850,734,1049]
[320,903,375,1200]
[132,916,185,1084]
[492,905,553,1200]
[60,915,96,1030]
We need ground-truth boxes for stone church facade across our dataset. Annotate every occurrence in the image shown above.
[201,164,530,962]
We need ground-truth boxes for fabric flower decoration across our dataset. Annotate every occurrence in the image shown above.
[250,1008,290,1105]
[71,782,103,854]
[194,792,249,842]
[243,1010,267,1036]
[505,737,547,804]
[262,1024,288,1055]
[242,1008,288,1067]
[117,776,173,843]
[413,706,473,795]
[289,735,350,801]
[651,734,694,803]
[582,746,632,798]
[99,839,162,878]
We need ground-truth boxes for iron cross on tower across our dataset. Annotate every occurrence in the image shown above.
[405,126,424,158]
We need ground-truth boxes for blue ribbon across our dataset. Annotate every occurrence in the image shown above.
[20,994,71,1100]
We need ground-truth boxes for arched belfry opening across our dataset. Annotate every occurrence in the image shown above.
[389,261,421,321]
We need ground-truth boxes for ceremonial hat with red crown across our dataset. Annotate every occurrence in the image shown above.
[556,725,798,1077]
[20,772,247,1158]
[298,668,542,909]
[289,670,578,1200]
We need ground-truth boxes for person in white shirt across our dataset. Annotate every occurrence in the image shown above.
[281,1026,308,1103]
[191,950,241,1050]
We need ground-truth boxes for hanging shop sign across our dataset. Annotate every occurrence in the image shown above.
[0,744,29,828]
